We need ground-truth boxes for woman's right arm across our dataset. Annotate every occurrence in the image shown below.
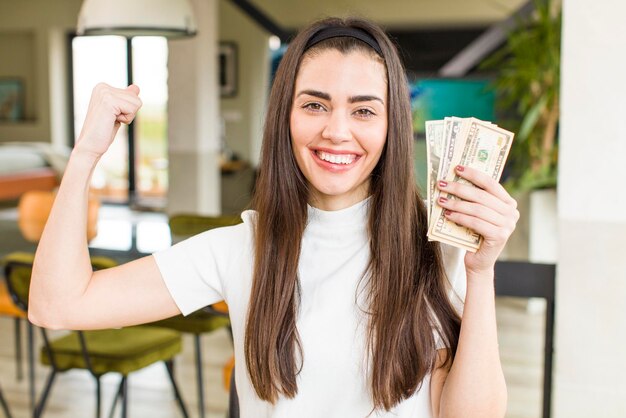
[28,83,181,330]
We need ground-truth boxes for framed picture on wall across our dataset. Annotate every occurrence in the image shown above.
[219,42,238,98]
[0,78,25,121]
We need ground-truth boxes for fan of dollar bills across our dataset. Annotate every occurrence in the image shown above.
[425,117,515,252]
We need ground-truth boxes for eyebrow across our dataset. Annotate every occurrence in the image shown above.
[296,89,384,105]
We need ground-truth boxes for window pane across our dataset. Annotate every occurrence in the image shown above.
[132,36,169,208]
[72,36,129,202]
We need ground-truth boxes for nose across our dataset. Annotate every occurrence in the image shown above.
[321,110,351,143]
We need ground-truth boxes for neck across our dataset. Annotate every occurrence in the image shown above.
[308,185,369,211]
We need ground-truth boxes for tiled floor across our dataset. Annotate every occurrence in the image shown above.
[0,205,545,418]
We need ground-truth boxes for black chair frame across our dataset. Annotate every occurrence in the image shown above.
[495,260,556,418]
[0,382,12,418]
[4,259,190,418]
[186,304,233,418]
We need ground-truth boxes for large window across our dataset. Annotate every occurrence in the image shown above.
[72,35,169,208]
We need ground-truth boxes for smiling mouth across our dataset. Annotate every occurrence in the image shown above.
[315,150,359,165]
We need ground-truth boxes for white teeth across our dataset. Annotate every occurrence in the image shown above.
[316,151,356,165]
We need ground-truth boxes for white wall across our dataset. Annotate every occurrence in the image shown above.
[166,0,221,215]
[0,0,81,145]
[219,0,270,167]
[555,0,626,416]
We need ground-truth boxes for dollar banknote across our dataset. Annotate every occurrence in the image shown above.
[425,120,445,223]
[426,117,514,252]
[438,117,467,188]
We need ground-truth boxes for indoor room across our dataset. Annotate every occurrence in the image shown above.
[0,0,624,417]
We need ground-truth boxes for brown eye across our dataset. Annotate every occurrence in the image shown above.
[354,108,375,118]
[303,102,325,112]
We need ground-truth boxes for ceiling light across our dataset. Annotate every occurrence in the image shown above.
[77,0,197,38]
[268,36,281,51]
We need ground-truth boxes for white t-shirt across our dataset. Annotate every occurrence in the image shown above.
[154,198,466,418]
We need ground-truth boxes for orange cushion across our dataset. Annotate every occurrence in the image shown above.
[223,354,235,391]
[0,281,27,318]
[18,190,100,243]
[212,301,229,314]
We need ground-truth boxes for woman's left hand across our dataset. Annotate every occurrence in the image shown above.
[436,165,520,277]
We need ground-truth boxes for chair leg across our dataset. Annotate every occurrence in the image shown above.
[120,377,128,418]
[227,366,239,418]
[14,318,22,382]
[95,376,101,418]
[165,360,189,418]
[0,384,13,418]
[34,370,56,418]
[27,321,35,416]
[194,334,205,418]
[107,378,125,418]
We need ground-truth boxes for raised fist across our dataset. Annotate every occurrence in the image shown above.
[75,83,142,158]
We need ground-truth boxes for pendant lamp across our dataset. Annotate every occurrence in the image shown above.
[77,0,197,38]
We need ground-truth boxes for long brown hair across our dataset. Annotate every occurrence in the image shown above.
[245,17,461,411]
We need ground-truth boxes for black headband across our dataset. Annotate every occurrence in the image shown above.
[305,26,384,57]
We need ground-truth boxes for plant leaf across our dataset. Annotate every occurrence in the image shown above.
[518,94,548,141]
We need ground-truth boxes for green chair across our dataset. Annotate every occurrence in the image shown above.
[0,280,28,384]
[2,252,189,418]
[143,214,240,418]
[168,214,242,239]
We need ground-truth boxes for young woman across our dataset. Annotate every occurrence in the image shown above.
[29,17,518,418]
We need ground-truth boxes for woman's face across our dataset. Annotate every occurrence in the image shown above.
[290,48,388,211]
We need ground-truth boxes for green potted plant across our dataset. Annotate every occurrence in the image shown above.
[482,0,561,193]
[482,0,561,262]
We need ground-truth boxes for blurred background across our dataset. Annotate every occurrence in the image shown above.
[1,0,624,417]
